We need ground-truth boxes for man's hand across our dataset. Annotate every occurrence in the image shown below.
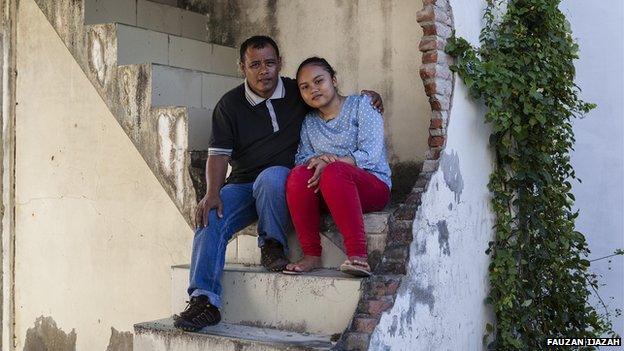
[361,90,384,114]
[195,193,223,228]
[306,157,330,193]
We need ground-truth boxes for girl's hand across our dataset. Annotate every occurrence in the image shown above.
[317,153,338,164]
[306,157,329,192]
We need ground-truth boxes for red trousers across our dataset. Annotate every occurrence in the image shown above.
[286,162,390,258]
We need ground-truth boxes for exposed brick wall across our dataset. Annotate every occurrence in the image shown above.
[336,1,454,349]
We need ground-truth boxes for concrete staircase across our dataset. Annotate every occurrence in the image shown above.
[135,210,391,350]
[34,0,242,224]
[32,1,395,349]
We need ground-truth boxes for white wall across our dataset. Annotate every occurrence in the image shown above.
[561,0,624,336]
[14,1,193,349]
[371,1,496,349]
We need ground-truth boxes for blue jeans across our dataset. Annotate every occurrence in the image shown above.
[187,166,291,308]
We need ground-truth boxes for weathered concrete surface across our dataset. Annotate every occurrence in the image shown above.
[1,0,19,349]
[31,0,242,227]
[180,0,430,164]
[85,0,211,42]
[14,1,193,349]
[369,1,496,350]
[171,264,362,335]
[106,327,133,351]
[134,318,333,351]
[23,317,76,351]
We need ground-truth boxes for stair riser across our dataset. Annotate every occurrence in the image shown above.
[134,333,315,351]
[115,23,239,76]
[226,232,350,269]
[225,212,390,267]
[85,0,210,42]
[150,65,241,109]
[172,267,362,335]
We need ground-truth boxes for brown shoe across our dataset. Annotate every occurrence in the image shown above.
[261,239,289,272]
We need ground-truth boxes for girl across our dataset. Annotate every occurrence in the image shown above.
[284,57,391,277]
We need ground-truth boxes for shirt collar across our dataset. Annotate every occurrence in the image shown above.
[244,77,285,106]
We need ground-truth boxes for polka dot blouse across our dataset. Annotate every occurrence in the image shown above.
[295,94,392,189]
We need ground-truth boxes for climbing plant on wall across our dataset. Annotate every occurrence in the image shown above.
[446,0,617,349]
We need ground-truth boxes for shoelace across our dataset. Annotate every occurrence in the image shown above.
[181,298,206,317]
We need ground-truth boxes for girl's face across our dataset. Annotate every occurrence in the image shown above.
[297,64,338,109]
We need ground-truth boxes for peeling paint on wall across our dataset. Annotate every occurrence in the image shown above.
[23,316,77,351]
[105,327,133,351]
[88,30,105,84]
[157,110,189,203]
[400,282,435,329]
[436,220,451,256]
[441,150,464,202]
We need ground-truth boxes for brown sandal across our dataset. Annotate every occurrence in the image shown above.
[339,259,371,277]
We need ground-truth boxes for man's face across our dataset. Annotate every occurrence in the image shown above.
[240,45,282,99]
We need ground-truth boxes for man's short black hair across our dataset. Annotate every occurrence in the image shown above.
[239,36,280,63]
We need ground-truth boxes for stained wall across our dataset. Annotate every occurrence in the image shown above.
[185,0,430,164]
[14,1,193,349]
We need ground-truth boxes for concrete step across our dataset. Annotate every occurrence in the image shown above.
[147,64,241,109]
[225,211,391,269]
[171,264,363,335]
[85,0,211,42]
[112,23,239,77]
[134,318,334,351]
[124,63,240,150]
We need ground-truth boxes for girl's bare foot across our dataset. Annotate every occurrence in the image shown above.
[283,255,322,273]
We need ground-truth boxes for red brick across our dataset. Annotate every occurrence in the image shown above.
[427,147,443,160]
[430,118,444,129]
[420,65,436,80]
[416,6,435,23]
[424,81,437,95]
[353,317,379,334]
[429,99,442,110]
[422,23,437,36]
[369,281,387,297]
[422,50,438,64]
[419,37,435,52]
[386,281,400,295]
[429,135,445,147]
[366,298,394,316]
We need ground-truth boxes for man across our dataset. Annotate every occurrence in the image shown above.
[173,36,382,331]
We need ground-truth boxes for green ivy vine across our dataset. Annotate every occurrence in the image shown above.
[446,0,619,349]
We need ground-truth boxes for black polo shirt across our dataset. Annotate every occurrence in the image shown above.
[209,77,309,184]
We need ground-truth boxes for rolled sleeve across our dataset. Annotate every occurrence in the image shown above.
[350,96,385,169]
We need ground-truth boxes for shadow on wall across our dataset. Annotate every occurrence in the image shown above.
[390,162,423,206]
